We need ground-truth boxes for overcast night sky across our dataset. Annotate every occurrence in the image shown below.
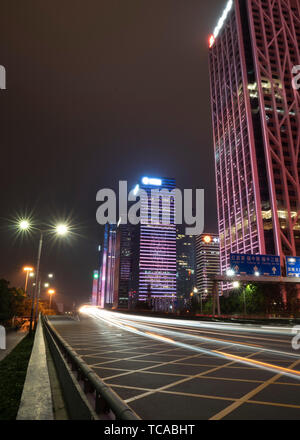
[0,0,225,306]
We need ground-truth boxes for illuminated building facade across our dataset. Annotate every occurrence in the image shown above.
[138,177,177,310]
[91,270,99,305]
[98,224,117,308]
[196,234,220,297]
[98,177,177,311]
[208,0,300,278]
[176,226,196,299]
[113,224,138,309]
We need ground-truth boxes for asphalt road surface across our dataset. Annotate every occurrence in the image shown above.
[49,309,300,420]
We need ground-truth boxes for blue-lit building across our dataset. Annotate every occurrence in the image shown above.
[98,176,177,311]
[137,177,177,311]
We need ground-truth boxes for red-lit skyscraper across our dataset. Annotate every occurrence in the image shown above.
[208,0,300,277]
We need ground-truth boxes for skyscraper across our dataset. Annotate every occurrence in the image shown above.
[113,224,138,309]
[195,234,220,298]
[208,0,300,277]
[98,177,177,311]
[138,177,177,310]
[176,226,196,300]
[98,224,117,308]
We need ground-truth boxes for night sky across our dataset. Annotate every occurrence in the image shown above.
[0,0,224,307]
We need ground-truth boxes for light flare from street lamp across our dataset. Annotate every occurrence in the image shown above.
[23,266,33,272]
[19,220,31,230]
[226,269,235,277]
[55,224,69,236]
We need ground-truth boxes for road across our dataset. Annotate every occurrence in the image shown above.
[49,308,300,420]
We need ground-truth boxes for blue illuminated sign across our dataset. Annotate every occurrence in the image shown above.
[142,177,162,186]
[286,257,300,278]
[230,254,281,277]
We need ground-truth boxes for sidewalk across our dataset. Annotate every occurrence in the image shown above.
[0,329,27,362]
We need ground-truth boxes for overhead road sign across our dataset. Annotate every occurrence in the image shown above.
[230,254,281,277]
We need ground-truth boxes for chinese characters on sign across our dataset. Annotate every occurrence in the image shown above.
[230,254,281,277]
[286,257,300,278]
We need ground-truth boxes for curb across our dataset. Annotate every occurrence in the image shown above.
[17,317,54,420]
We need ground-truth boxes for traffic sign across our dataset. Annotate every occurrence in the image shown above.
[286,257,300,278]
[230,254,281,277]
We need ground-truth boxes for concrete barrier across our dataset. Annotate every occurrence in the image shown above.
[17,317,54,420]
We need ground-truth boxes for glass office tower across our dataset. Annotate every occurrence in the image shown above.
[177,226,196,300]
[208,0,300,277]
[138,177,177,310]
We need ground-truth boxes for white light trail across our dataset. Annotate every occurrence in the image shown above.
[79,307,300,381]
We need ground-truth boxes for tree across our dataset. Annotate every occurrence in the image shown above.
[241,284,265,315]
[0,279,11,323]
[0,279,31,324]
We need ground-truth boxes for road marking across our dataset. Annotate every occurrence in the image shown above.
[52,317,300,419]
[124,349,260,405]
[248,399,300,409]
[209,358,300,420]
[213,351,300,379]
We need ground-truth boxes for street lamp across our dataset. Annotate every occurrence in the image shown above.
[48,289,56,309]
[55,224,69,236]
[227,269,235,277]
[19,220,30,231]
[17,219,70,332]
[23,266,34,294]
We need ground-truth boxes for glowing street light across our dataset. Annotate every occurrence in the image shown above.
[48,273,54,279]
[226,269,235,277]
[233,281,240,289]
[55,224,69,236]
[44,283,50,288]
[17,219,71,332]
[48,289,56,309]
[23,266,34,293]
[19,219,31,231]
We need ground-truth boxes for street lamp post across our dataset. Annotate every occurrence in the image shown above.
[30,231,43,333]
[17,220,69,334]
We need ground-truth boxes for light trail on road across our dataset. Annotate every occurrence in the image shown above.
[79,306,300,381]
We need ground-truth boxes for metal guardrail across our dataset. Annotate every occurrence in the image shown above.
[42,315,139,420]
